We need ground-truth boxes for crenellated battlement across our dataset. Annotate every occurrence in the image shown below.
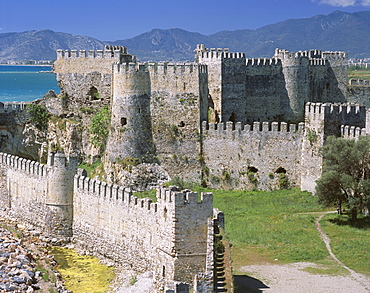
[274,48,311,60]
[246,58,281,67]
[146,62,207,74]
[309,59,326,66]
[47,151,78,170]
[74,174,160,211]
[349,79,370,86]
[197,51,245,60]
[274,48,347,63]
[305,102,365,116]
[157,186,213,206]
[341,125,366,139]
[113,62,208,75]
[0,152,49,177]
[322,51,348,60]
[0,101,32,113]
[202,120,304,134]
[56,45,128,60]
[195,44,244,60]
[113,62,147,73]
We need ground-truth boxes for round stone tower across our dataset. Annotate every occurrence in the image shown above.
[46,151,78,239]
[275,49,310,122]
[105,63,156,163]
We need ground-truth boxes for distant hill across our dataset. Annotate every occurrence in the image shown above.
[1,10,370,62]
[0,29,106,62]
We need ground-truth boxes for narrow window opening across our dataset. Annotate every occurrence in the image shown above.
[121,117,127,126]
[229,112,237,123]
[162,265,166,278]
[275,167,286,174]
[87,86,99,100]
[248,166,258,173]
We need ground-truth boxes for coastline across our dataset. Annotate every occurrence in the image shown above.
[0,64,53,67]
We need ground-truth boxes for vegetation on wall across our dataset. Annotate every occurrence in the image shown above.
[27,104,50,130]
[306,128,318,145]
[89,106,111,151]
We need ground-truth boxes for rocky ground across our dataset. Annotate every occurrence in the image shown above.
[0,217,70,293]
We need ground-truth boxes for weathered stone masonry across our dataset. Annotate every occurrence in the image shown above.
[50,44,370,194]
[0,151,217,292]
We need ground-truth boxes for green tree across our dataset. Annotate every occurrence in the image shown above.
[90,106,111,151]
[27,104,50,130]
[315,136,370,220]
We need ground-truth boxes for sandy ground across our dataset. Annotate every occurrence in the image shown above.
[110,270,154,293]
[238,262,370,293]
[236,211,370,293]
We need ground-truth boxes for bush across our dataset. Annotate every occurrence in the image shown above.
[90,106,111,151]
[165,176,195,190]
[27,104,50,129]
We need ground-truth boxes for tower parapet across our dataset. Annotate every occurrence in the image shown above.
[246,58,281,67]
[56,45,133,63]
[106,63,155,163]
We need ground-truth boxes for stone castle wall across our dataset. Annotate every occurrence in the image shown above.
[53,46,135,100]
[347,79,370,108]
[106,61,209,182]
[0,152,77,237]
[50,45,361,193]
[300,102,367,192]
[202,121,304,190]
[0,151,215,291]
[244,58,289,123]
[147,62,208,182]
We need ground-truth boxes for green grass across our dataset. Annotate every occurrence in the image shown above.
[348,69,370,81]
[134,189,157,202]
[211,189,332,271]
[78,158,105,179]
[320,213,370,275]
[209,188,370,276]
[0,223,22,239]
[300,257,349,276]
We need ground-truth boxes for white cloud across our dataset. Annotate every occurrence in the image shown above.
[314,0,370,6]
[360,0,370,6]
[315,0,356,7]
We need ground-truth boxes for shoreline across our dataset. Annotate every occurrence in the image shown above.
[0,64,53,67]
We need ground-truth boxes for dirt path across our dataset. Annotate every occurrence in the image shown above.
[315,211,370,291]
[238,211,370,293]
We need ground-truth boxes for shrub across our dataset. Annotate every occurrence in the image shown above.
[90,106,111,151]
[27,104,50,129]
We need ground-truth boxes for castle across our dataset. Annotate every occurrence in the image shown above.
[0,44,369,292]
[52,44,370,193]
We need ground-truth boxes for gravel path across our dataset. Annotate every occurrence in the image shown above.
[238,211,370,293]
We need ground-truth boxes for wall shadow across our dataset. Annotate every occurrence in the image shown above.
[234,275,270,293]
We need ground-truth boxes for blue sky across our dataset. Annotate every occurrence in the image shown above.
[0,0,369,41]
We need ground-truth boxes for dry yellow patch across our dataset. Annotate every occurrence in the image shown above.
[51,247,115,293]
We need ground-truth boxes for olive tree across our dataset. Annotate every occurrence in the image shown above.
[315,136,370,220]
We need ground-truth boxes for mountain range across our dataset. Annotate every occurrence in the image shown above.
[1,10,370,62]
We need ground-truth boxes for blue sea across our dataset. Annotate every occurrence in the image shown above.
[0,65,60,102]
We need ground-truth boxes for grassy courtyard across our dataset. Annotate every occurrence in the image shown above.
[210,188,370,276]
